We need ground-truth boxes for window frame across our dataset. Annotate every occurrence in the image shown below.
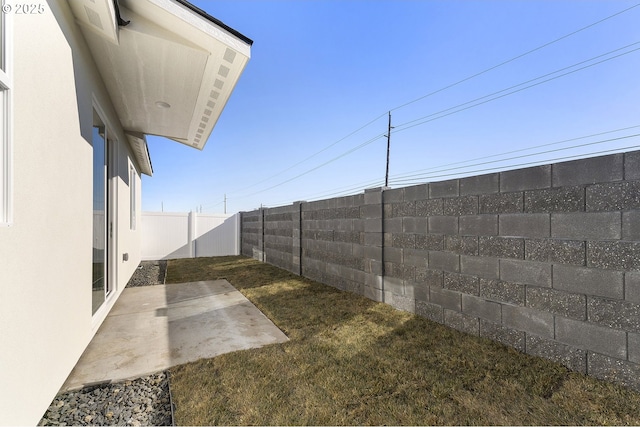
[129,163,137,230]
[0,10,12,226]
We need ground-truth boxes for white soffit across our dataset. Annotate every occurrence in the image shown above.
[68,0,119,45]
[70,0,251,157]
[125,132,154,176]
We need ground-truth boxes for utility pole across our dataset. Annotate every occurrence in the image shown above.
[385,111,393,187]
[224,194,227,214]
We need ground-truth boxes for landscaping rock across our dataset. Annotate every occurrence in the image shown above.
[40,261,173,426]
[126,260,167,287]
[38,372,173,426]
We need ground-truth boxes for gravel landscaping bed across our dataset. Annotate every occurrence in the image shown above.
[39,261,173,426]
[39,373,173,426]
[125,260,167,287]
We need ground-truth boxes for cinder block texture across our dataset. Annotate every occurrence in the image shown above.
[404,184,428,201]
[500,165,550,192]
[525,186,584,213]
[429,251,459,273]
[552,154,623,187]
[445,235,478,256]
[588,353,640,391]
[444,310,479,336]
[499,213,550,238]
[416,199,443,216]
[479,319,525,352]
[416,300,443,323]
[241,150,640,393]
[553,264,623,299]
[430,287,461,311]
[479,236,524,259]
[551,212,621,240]
[587,241,640,270]
[628,271,640,303]
[430,180,459,198]
[502,305,554,338]
[500,259,552,287]
[525,239,585,266]
[460,173,499,196]
[460,256,499,280]
[630,333,640,364]
[623,211,640,240]
[444,272,479,295]
[459,215,498,236]
[428,216,458,235]
[586,181,640,212]
[556,317,627,359]
[416,234,444,251]
[479,192,523,214]
[625,151,640,180]
[587,297,640,332]
[384,187,404,203]
[462,294,501,322]
[479,278,525,305]
[526,335,587,373]
[443,196,478,216]
[526,287,586,320]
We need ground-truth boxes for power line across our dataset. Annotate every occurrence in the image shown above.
[255,127,640,207]
[389,3,640,112]
[224,112,388,196]
[199,4,639,211]
[233,133,387,200]
[392,43,640,134]
[264,177,387,207]
[389,134,640,185]
[388,124,640,180]
[389,145,640,187]
[209,3,639,206]
[242,42,640,201]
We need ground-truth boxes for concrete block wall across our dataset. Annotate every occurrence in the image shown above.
[240,151,640,391]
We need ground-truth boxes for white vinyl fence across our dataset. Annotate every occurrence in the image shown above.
[141,212,240,260]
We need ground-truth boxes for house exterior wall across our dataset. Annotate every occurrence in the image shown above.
[241,151,640,393]
[0,1,142,424]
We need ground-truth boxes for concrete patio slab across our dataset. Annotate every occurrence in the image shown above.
[60,280,288,392]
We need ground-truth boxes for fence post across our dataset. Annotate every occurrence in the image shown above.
[362,187,386,302]
[188,211,196,258]
[292,201,304,275]
[236,212,242,256]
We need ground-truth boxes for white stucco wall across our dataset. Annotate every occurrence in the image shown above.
[0,1,142,424]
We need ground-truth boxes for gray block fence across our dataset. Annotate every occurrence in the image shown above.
[240,151,640,391]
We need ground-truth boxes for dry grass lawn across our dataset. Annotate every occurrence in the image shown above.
[166,256,640,426]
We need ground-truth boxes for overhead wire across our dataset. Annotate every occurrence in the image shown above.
[265,177,387,207]
[232,133,387,200]
[389,144,640,186]
[212,3,640,208]
[202,3,640,210]
[389,3,640,113]
[389,124,640,179]
[392,42,640,134]
[261,127,640,206]
[388,133,640,185]
[242,42,640,202]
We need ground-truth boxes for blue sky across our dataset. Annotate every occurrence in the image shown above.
[142,0,640,214]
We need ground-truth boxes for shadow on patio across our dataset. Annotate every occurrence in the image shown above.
[60,279,288,392]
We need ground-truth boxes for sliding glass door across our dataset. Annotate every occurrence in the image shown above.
[92,125,107,314]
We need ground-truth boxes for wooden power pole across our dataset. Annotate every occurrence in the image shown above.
[385,111,393,187]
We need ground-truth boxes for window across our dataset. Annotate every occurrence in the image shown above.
[0,11,12,225]
[130,164,136,230]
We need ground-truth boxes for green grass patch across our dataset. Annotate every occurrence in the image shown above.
[167,256,640,425]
